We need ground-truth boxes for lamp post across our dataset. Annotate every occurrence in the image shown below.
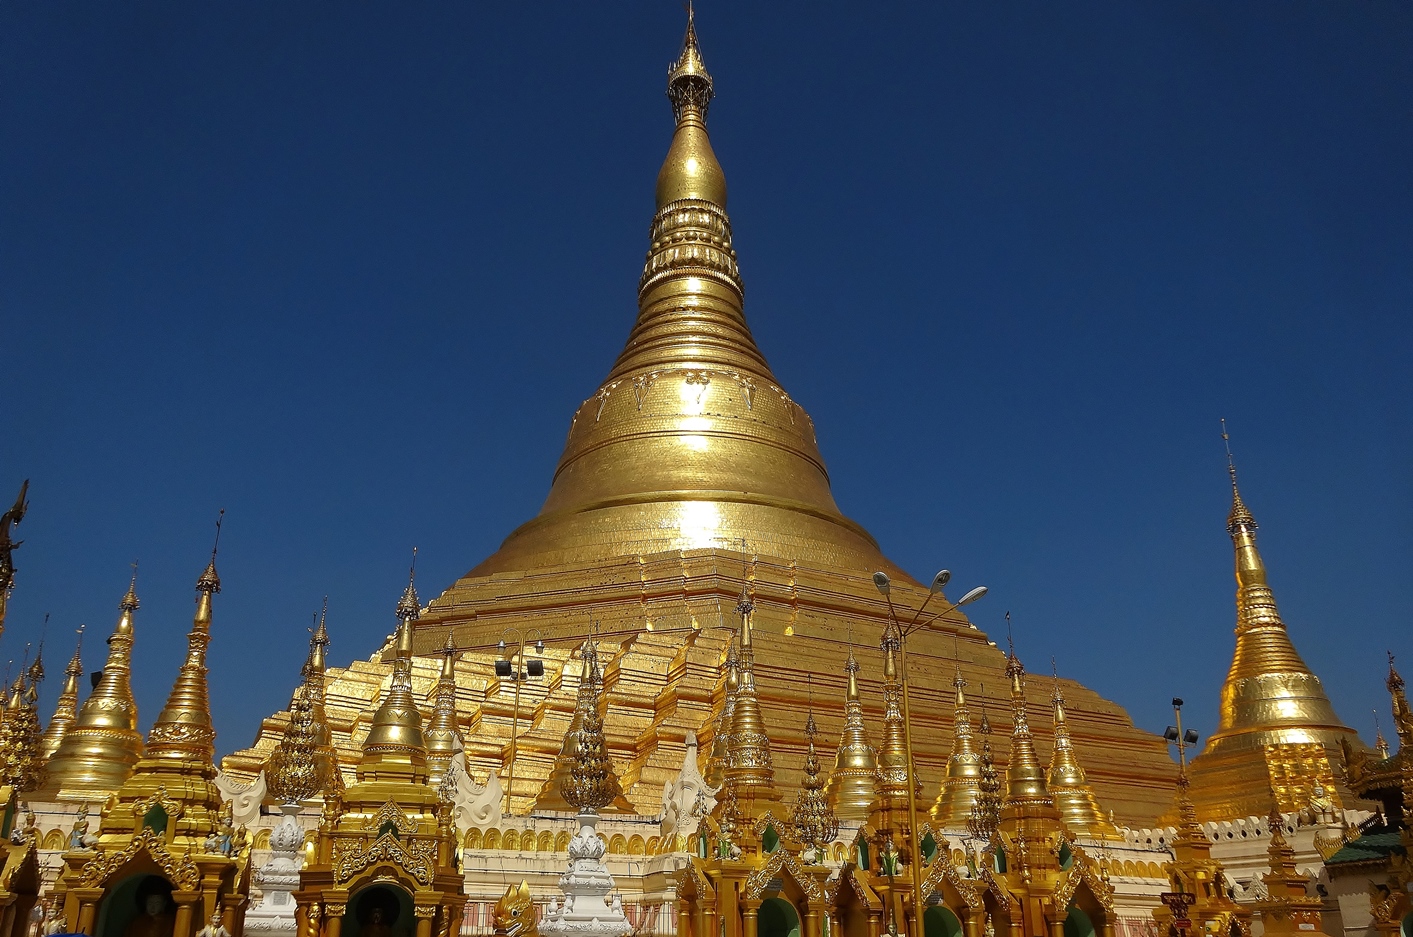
[1164,697,1200,773]
[495,627,545,814]
[873,570,989,936]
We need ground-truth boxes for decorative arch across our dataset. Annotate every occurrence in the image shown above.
[646,836,661,855]
[609,834,628,855]
[42,830,65,851]
[537,831,554,851]
[759,896,801,937]
[628,835,646,856]
[555,831,571,851]
[502,830,520,851]
[924,906,964,937]
[483,829,500,850]
[255,829,272,850]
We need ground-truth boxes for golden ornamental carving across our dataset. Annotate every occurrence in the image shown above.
[331,833,435,887]
[131,787,184,823]
[324,903,347,919]
[920,851,985,910]
[78,827,200,890]
[743,849,823,903]
[414,905,439,919]
[362,801,418,837]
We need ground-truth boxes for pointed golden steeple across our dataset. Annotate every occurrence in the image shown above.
[425,634,463,786]
[537,640,632,812]
[1001,646,1051,806]
[144,543,221,763]
[1387,653,1413,752]
[824,650,880,822]
[269,609,335,803]
[966,701,1001,842]
[468,8,885,576]
[704,637,740,791]
[720,588,777,815]
[41,626,84,760]
[43,569,144,799]
[932,660,982,829]
[791,709,839,853]
[873,621,919,837]
[0,660,44,793]
[359,563,428,783]
[1047,677,1117,839]
[1185,426,1358,821]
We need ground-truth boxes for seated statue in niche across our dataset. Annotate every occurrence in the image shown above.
[362,907,394,937]
[196,907,230,937]
[123,893,176,937]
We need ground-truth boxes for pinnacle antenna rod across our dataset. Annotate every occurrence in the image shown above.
[211,508,225,559]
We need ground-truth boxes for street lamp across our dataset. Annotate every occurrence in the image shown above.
[873,570,988,936]
[495,627,545,814]
[1164,697,1200,771]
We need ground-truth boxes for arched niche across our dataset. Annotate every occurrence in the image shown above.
[95,873,174,937]
[1063,907,1096,937]
[759,896,801,937]
[924,906,963,937]
[344,883,413,937]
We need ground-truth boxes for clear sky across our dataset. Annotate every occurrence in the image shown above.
[1,3,1409,764]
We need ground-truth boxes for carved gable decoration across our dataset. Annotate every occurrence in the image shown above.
[744,849,823,903]
[77,827,200,891]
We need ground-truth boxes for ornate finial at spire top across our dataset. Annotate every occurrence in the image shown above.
[1222,419,1256,532]
[195,509,224,594]
[1388,651,1404,693]
[122,561,140,611]
[396,547,420,622]
[667,1,713,121]
[66,625,84,676]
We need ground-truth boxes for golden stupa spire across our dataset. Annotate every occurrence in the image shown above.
[1387,652,1413,752]
[470,7,882,575]
[145,512,223,762]
[721,587,776,814]
[1001,641,1050,805]
[932,655,983,829]
[824,650,880,821]
[42,566,145,798]
[1184,425,1356,820]
[40,625,84,760]
[559,640,623,813]
[538,638,630,811]
[1047,669,1117,839]
[791,705,839,853]
[873,620,920,834]
[269,607,335,803]
[359,556,428,782]
[0,653,44,793]
[425,634,463,786]
[704,636,740,790]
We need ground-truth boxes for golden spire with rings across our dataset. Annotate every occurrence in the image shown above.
[791,699,839,854]
[1046,662,1117,839]
[145,510,224,763]
[425,633,464,786]
[932,644,983,828]
[559,640,623,813]
[721,585,776,815]
[704,634,740,791]
[359,553,428,782]
[42,565,144,799]
[41,625,84,760]
[825,649,880,822]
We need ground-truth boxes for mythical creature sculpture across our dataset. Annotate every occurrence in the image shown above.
[493,881,539,937]
[0,481,27,593]
[214,770,267,831]
[445,755,503,831]
[659,731,717,849]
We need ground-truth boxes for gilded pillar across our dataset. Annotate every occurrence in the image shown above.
[172,897,197,937]
[742,900,760,937]
[325,904,345,937]
[804,906,822,937]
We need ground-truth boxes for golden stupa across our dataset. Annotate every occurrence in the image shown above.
[1182,436,1362,821]
[227,11,1180,825]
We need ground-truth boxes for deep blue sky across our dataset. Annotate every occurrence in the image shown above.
[1,4,1409,763]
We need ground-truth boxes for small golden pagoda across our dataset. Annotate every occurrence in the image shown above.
[871,624,920,850]
[1153,774,1251,937]
[721,590,779,818]
[790,711,839,861]
[54,547,249,937]
[0,657,45,798]
[703,640,740,792]
[932,662,981,829]
[42,573,145,802]
[824,651,880,824]
[1252,809,1322,936]
[293,571,464,937]
[1047,681,1116,840]
[41,627,84,760]
[987,648,1116,937]
[1184,437,1361,821]
[423,636,462,788]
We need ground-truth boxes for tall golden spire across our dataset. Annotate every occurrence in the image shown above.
[1001,646,1051,805]
[1185,426,1357,821]
[721,588,776,815]
[559,640,624,813]
[40,626,84,760]
[824,650,880,821]
[1047,676,1116,839]
[0,662,44,793]
[269,610,335,803]
[358,563,428,783]
[932,660,983,829]
[144,529,222,763]
[873,621,919,836]
[467,9,885,575]
[538,639,630,811]
[704,637,740,790]
[43,569,144,799]
[425,634,463,786]
[966,702,1001,842]
[1387,653,1413,752]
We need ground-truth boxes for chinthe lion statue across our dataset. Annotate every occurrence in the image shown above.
[493,881,539,937]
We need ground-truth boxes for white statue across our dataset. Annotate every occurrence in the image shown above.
[445,755,503,832]
[214,770,267,832]
[540,810,632,937]
[658,732,717,849]
[244,803,307,935]
[42,903,67,936]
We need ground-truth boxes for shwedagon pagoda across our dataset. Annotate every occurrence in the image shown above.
[0,12,1407,937]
